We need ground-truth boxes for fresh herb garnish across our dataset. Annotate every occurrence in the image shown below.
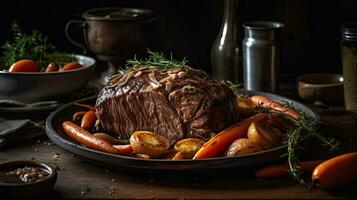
[126,49,188,69]
[221,80,242,95]
[1,22,75,69]
[255,102,340,185]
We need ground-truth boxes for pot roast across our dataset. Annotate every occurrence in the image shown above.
[95,65,238,145]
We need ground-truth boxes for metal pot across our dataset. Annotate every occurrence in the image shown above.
[65,7,163,84]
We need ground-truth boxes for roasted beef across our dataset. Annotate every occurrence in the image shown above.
[95,65,238,145]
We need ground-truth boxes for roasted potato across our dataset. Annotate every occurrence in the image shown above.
[247,121,283,149]
[130,131,169,157]
[174,138,205,158]
[225,138,261,157]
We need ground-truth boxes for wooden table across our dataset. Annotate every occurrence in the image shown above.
[1,85,357,199]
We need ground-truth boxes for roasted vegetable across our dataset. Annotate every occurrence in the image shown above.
[312,152,357,189]
[225,138,261,157]
[237,96,255,118]
[9,59,39,72]
[174,138,205,158]
[193,113,267,159]
[130,131,169,157]
[72,111,87,122]
[62,121,123,154]
[251,95,300,120]
[247,121,282,149]
[93,133,129,145]
[81,110,96,130]
[256,160,323,178]
[112,144,133,155]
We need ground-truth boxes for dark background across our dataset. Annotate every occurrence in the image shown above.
[1,0,357,79]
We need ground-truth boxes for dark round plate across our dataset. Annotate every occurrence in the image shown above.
[45,91,318,172]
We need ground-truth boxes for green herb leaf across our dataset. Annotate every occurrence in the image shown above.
[1,22,75,70]
[255,101,340,185]
[221,80,242,95]
[126,49,188,69]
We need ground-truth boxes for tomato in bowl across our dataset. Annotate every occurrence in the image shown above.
[0,54,95,103]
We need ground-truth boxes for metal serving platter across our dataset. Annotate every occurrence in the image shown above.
[46,91,318,172]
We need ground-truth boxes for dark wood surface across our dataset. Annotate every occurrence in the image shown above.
[0,85,357,199]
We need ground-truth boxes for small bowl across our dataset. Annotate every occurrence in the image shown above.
[0,160,57,198]
[297,73,344,104]
[0,54,96,103]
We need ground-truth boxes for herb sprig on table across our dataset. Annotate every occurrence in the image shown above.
[256,103,340,185]
[126,49,188,69]
[1,22,75,69]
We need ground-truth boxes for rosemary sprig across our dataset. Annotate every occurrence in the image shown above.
[255,102,340,184]
[126,49,188,69]
[286,126,305,184]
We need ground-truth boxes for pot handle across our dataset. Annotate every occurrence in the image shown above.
[65,19,88,54]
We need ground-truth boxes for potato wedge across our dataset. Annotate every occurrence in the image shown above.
[130,131,169,157]
[247,121,274,149]
[225,138,261,157]
[174,138,205,158]
[247,121,283,149]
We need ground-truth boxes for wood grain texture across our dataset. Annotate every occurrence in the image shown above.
[1,97,356,199]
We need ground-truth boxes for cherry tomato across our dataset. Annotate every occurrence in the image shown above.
[9,59,39,72]
[61,62,82,71]
[45,63,59,72]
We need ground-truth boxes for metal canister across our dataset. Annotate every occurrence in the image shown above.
[242,21,284,93]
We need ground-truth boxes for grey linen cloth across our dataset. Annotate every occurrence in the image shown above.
[0,118,44,148]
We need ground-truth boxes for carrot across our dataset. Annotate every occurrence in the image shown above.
[93,133,128,145]
[62,121,121,154]
[112,144,133,155]
[251,96,301,120]
[72,111,87,122]
[74,103,96,111]
[81,110,96,130]
[193,113,267,159]
[256,160,323,178]
[312,152,357,189]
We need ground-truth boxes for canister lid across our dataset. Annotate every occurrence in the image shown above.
[341,23,357,41]
[82,7,155,21]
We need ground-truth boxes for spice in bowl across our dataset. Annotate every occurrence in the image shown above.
[0,166,49,184]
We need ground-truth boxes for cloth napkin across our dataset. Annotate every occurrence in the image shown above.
[0,118,44,148]
[0,86,98,148]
